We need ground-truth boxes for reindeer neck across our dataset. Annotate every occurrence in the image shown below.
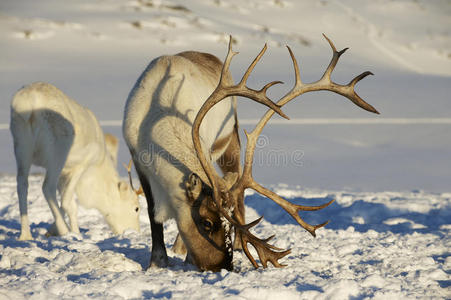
[75,155,120,212]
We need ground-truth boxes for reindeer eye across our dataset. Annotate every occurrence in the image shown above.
[202,219,213,232]
[135,207,139,212]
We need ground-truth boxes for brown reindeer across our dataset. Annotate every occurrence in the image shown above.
[122,35,378,271]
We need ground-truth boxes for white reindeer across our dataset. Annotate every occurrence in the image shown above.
[10,82,141,240]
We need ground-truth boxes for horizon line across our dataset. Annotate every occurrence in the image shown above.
[1,118,451,130]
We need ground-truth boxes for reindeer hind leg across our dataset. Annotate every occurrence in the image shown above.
[14,139,33,240]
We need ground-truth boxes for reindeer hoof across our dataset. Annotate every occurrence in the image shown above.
[148,251,169,269]
[45,223,59,237]
[45,231,56,237]
[148,258,168,269]
[45,223,69,237]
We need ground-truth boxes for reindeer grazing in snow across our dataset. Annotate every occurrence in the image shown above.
[10,82,141,240]
[123,35,379,271]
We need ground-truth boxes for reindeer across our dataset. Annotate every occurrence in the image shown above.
[123,35,379,271]
[10,82,141,240]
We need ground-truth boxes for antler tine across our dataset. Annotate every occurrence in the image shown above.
[258,187,334,237]
[321,33,348,82]
[276,34,379,114]
[123,159,144,196]
[286,45,302,86]
[240,217,291,268]
[239,43,268,87]
[219,210,291,268]
[241,233,292,269]
[350,71,373,87]
[124,159,136,190]
[216,37,287,118]
[217,35,239,89]
[237,111,333,238]
[226,37,288,119]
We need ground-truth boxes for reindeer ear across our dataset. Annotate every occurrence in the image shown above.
[186,173,203,202]
[223,172,238,190]
[104,133,119,166]
[118,181,129,192]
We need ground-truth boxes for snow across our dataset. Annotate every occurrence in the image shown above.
[0,0,450,299]
[0,175,449,299]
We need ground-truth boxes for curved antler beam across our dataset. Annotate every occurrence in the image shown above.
[192,36,288,205]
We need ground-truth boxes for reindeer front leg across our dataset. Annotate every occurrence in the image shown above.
[135,167,168,268]
[42,167,70,236]
[58,169,85,234]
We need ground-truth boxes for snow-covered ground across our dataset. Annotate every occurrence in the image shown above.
[0,0,450,299]
[0,174,449,299]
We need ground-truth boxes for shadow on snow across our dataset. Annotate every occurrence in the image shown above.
[245,193,450,236]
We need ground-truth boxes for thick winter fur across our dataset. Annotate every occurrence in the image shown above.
[123,51,240,271]
[10,82,140,240]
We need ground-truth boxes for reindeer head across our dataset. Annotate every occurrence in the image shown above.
[98,160,140,235]
[188,35,378,270]
[93,136,141,235]
[103,179,141,235]
[178,172,238,271]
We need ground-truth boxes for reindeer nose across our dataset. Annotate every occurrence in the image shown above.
[212,250,233,272]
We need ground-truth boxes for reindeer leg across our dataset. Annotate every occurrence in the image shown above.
[12,118,34,240]
[15,146,33,240]
[58,169,84,234]
[136,168,168,269]
[42,166,70,236]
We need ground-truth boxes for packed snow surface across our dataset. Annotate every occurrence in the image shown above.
[0,0,450,299]
[0,175,449,299]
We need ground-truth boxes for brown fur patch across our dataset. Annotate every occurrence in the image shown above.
[104,133,119,165]
[176,51,234,85]
[216,123,241,175]
[104,133,118,148]
[211,133,232,158]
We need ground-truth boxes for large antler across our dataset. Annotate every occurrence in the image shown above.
[192,35,378,268]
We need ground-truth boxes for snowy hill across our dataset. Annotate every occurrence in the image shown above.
[0,0,450,299]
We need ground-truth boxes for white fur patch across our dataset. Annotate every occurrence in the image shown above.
[221,205,234,254]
